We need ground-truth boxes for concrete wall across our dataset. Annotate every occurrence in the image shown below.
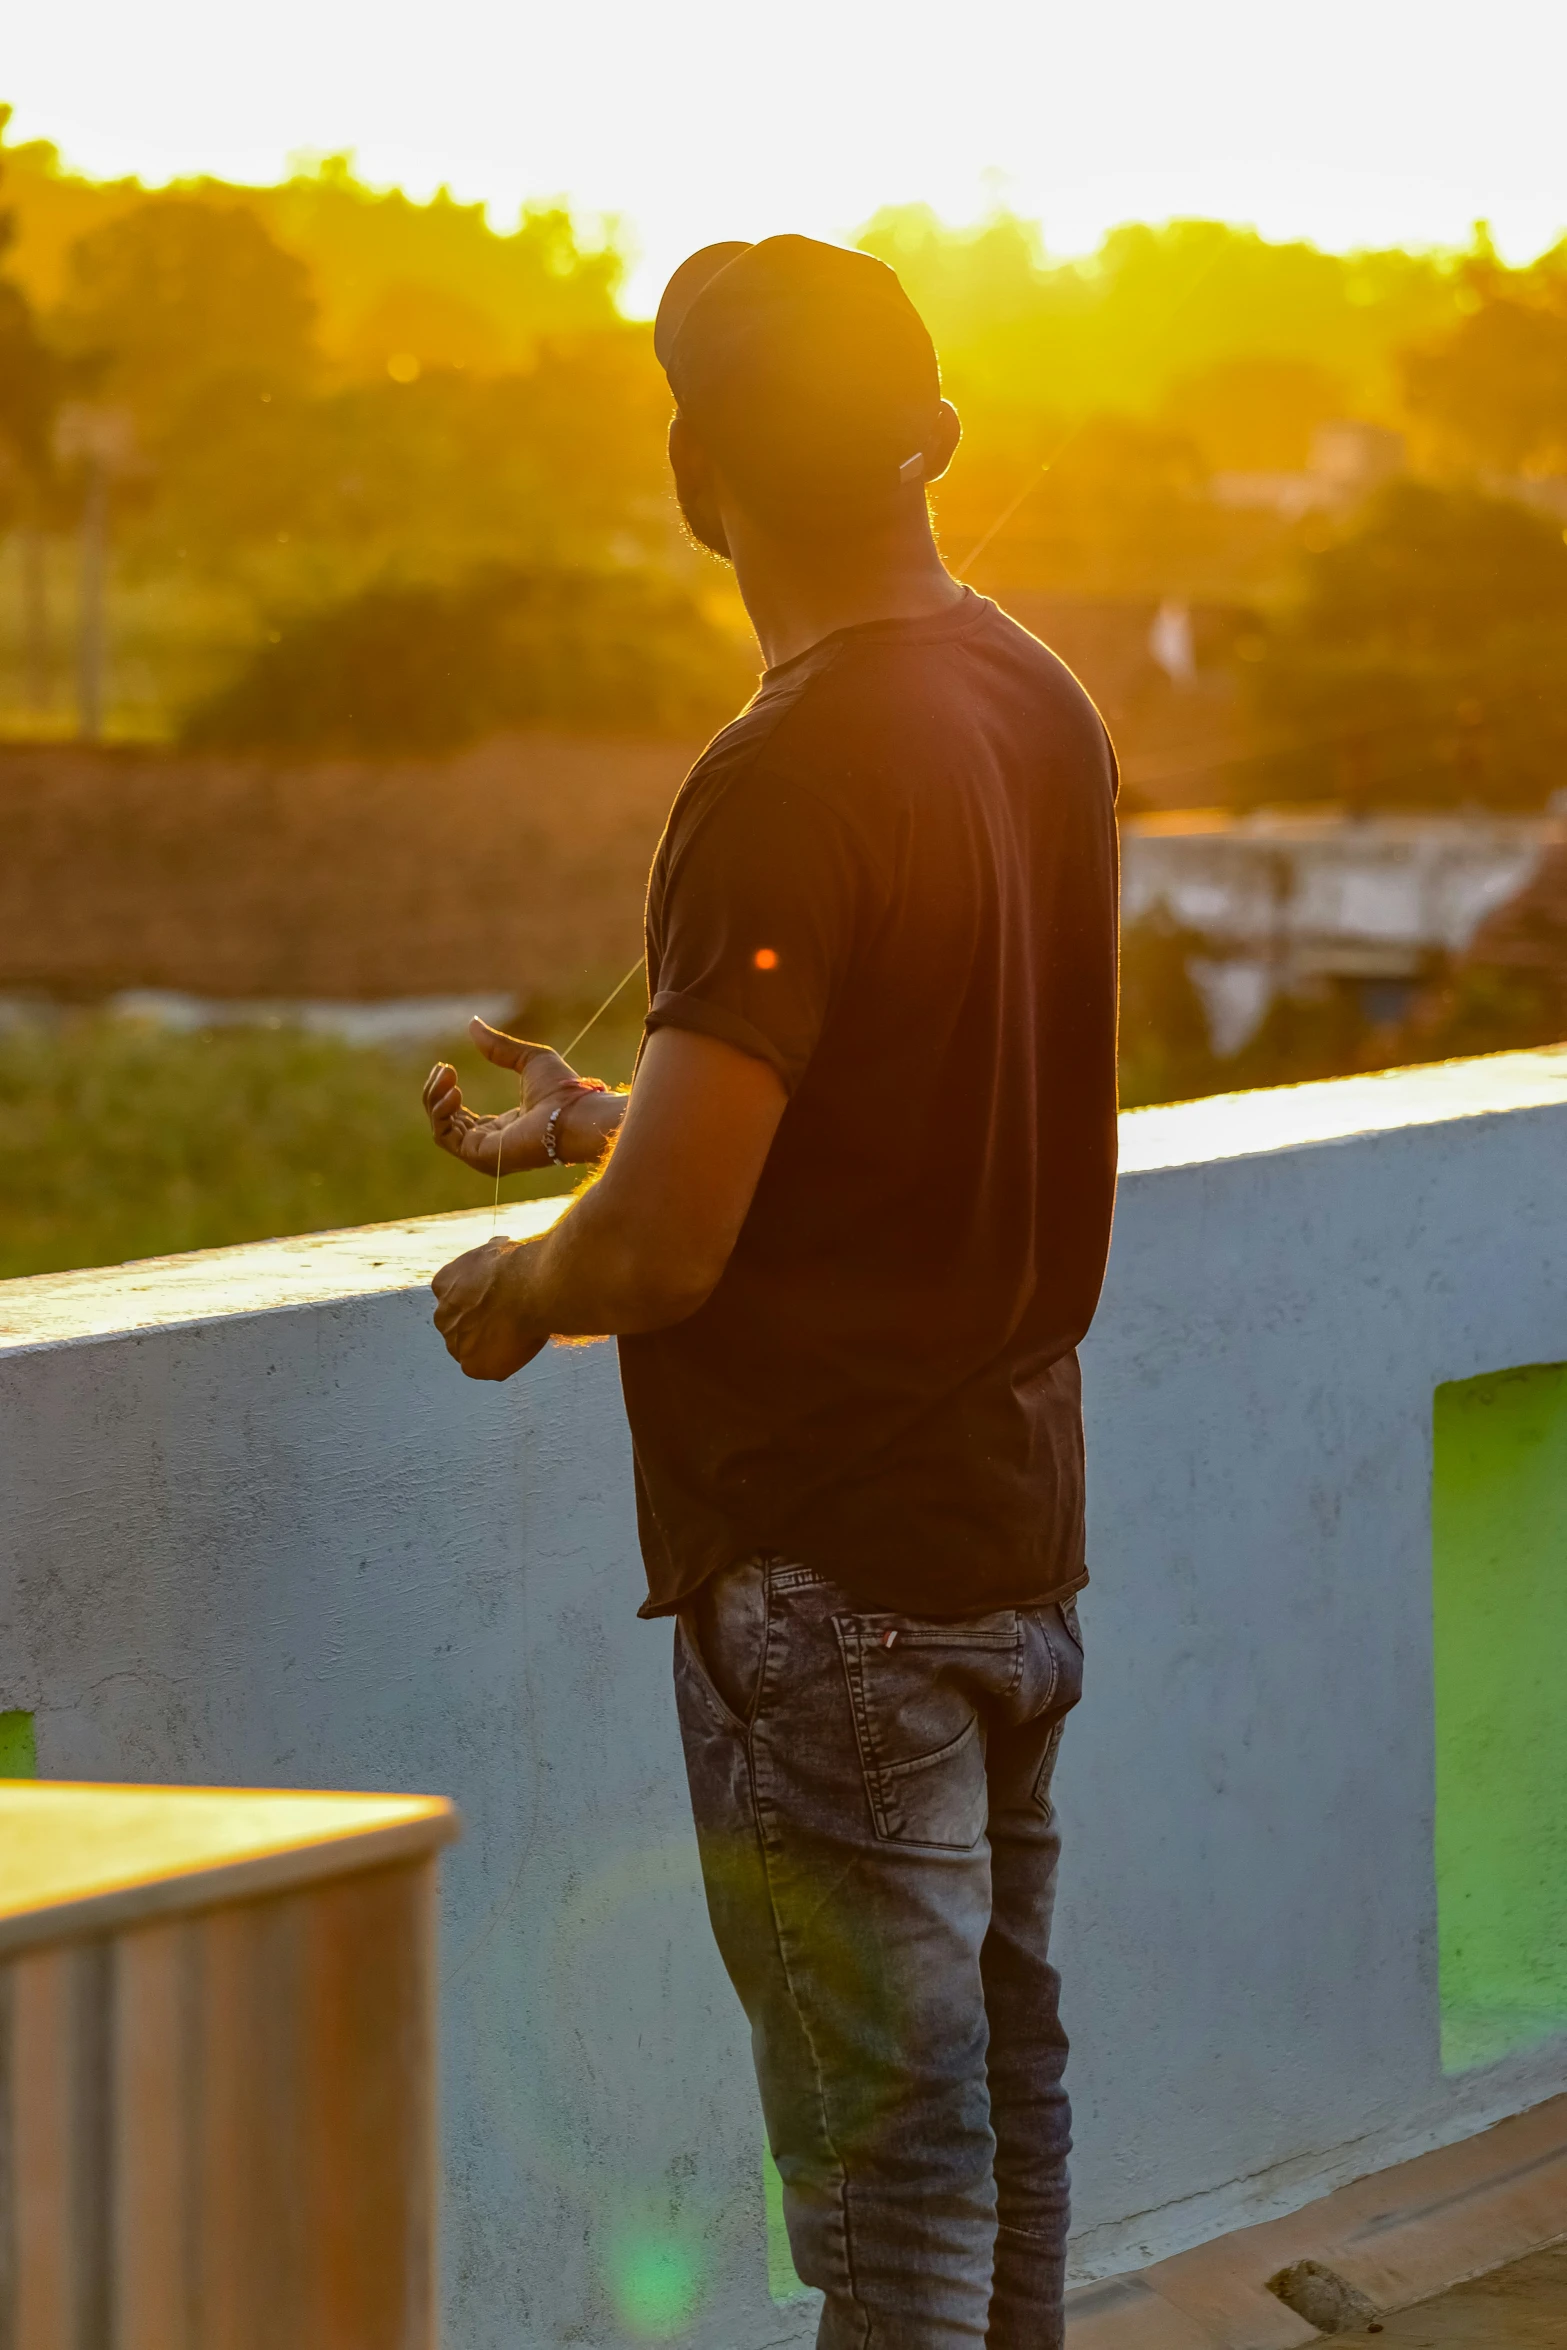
[3,1049,1567,2344]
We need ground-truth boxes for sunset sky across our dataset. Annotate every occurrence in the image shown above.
[8,0,1566,308]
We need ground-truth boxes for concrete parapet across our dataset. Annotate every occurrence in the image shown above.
[3,1050,1566,2344]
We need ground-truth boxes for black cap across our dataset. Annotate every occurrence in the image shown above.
[654,234,941,514]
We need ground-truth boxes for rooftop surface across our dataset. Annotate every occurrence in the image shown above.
[1375,2239,1567,2345]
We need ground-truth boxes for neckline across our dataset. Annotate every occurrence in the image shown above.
[761,586,990,682]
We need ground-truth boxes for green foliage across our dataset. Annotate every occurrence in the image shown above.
[180,563,752,750]
[57,196,319,435]
[1404,966,1562,1063]
[134,333,673,584]
[3,123,1563,800]
[0,1017,610,1280]
[1161,355,1349,471]
[862,209,1478,599]
[0,133,667,732]
[1289,480,1567,650]
[1244,483,1567,808]
[942,410,1227,598]
[0,136,625,367]
[1116,908,1402,1110]
[859,208,1462,423]
[0,280,59,493]
[1402,249,1567,475]
[1117,908,1219,1107]
[0,109,66,514]
[257,158,626,368]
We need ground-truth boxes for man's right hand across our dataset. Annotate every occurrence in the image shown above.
[423,1017,610,1175]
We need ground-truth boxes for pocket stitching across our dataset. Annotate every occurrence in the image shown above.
[1031,1719,1066,1818]
[845,1616,1015,1651]
[833,1617,991,1850]
[833,1616,894,1840]
[676,1611,748,1735]
[881,1714,987,1848]
[882,1711,983,1782]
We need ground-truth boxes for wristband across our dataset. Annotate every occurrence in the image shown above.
[543,1078,609,1167]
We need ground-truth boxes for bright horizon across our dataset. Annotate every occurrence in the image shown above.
[7,0,1566,312]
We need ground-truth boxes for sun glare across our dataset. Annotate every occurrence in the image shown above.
[6,0,1566,307]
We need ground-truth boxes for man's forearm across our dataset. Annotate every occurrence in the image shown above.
[431,1028,786,1379]
[503,1181,710,1337]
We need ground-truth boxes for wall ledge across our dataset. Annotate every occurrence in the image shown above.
[4,1047,1565,1360]
[1119,1044,1567,1175]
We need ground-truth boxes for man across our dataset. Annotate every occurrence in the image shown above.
[423,235,1118,2349]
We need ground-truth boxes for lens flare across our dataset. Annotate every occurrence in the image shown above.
[604,2230,705,2338]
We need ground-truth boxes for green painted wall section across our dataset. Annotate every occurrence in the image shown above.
[0,1709,36,1776]
[1433,1362,1567,2073]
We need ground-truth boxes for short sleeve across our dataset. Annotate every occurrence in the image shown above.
[646,767,864,1092]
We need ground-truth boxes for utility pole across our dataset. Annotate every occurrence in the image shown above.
[77,458,107,739]
[53,403,136,743]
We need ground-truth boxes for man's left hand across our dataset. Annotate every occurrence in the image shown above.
[431,1237,549,1381]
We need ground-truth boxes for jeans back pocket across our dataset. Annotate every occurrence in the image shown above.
[834,1613,1017,1850]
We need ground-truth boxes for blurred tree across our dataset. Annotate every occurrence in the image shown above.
[1160,355,1349,471]
[260,158,625,368]
[861,207,1465,600]
[124,329,673,586]
[1117,907,1217,1106]
[0,282,57,507]
[180,563,753,750]
[933,410,1254,599]
[0,109,64,501]
[0,130,146,309]
[1243,482,1567,808]
[857,205,1056,361]
[0,107,75,715]
[1275,479,1567,652]
[342,280,509,378]
[55,195,318,436]
[6,121,1543,753]
[858,208,1461,421]
[1400,838,1567,1058]
[1402,247,1567,475]
[0,133,626,368]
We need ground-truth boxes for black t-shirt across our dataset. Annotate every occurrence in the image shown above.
[620,589,1119,1617]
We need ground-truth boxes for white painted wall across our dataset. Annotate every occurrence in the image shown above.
[1121,813,1552,968]
[3,1049,1567,2343]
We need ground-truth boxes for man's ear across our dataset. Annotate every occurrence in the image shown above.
[668,412,711,497]
[922,399,962,486]
[667,411,733,561]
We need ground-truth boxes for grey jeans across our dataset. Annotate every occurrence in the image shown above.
[675,1557,1084,2348]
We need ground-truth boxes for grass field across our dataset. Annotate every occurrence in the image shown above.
[0,1008,643,1281]
[0,988,1454,1283]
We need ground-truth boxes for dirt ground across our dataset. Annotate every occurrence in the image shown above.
[0,731,696,1005]
[0,598,1255,1009]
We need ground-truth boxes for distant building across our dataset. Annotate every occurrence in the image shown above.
[1147,600,1197,687]
[1122,806,1559,1053]
[1307,420,1406,494]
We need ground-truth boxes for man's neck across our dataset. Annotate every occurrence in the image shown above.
[727,513,968,671]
